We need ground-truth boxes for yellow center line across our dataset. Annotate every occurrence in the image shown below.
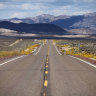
[45,65,48,68]
[45,71,48,74]
[46,61,48,64]
[42,46,49,96]
[43,93,46,96]
[46,58,48,61]
[44,80,48,87]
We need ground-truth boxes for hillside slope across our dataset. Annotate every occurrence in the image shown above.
[0,21,68,35]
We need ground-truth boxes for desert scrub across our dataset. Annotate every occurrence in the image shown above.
[0,51,21,58]
[61,45,96,59]
[53,40,61,45]
[0,39,41,59]
[0,39,39,51]
[0,44,40,58]
[21,44,39,55]
[56,40,96,60]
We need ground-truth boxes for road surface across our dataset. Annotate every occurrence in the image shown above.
[0,40,96,96]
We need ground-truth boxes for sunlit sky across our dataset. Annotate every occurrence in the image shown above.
[0,0,96,19]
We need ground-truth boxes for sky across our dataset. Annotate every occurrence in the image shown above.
[0,0,96,19]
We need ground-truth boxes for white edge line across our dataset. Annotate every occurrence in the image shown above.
[54,44,62,55]
[0,55,26,66]
[34,45,42,55]
[70,55,96,68]
[32,47,37,53]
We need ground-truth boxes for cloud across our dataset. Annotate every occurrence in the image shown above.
[21,4,33,10]
[0,0,95,19]
[0,0,96,4]
[21,3,49,10]
[73,0,96,3]
[72,10,92,15]
[0,0,58,3]
[49,5,72,15]
[6,3,95,19]
[0,3,6,9]
[10,12,27,18]
[47,5,92,16]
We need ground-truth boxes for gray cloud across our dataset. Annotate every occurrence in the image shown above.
[0,0,96,19]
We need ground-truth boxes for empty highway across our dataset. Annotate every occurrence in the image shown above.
[0,40,96,96]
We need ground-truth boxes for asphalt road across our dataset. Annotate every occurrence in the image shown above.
[0,40,96,96]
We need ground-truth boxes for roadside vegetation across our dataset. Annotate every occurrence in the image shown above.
[53,40,96,60]
[0,39,44,60]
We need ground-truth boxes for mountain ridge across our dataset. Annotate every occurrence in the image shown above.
[0,21,68,35]
[1,12,96,35]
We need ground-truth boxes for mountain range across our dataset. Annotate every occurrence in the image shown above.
[0,12,96,35]
[2,14,70,24]
[0,21,67,35]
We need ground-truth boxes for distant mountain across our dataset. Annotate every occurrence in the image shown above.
[3,14,70,24]
[50,12,96,34]
[0,21,68,35]
[71,12,96,30]
[2,18,34,24]
[2,18,23,23]
[1,12,96,35]
[50,15,84,29]
[31,14,70,23]
[31,14,55,23]
[51,12,96,29]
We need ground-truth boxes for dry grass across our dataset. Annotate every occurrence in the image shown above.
[55,40,96,60]
[0,39,42,59]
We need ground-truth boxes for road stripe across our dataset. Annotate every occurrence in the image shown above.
[45,71,48,74]
[34,45,42,55]
[54,44,62,55]
[45,65,48,68]
[46,61,48,64]
[44,80,48,87]
[0,55,25,66]
[42,48,49,96]
[32,47,37,53]
[46,58,48,61]
[70,56,96,69]
[43,93,46,96]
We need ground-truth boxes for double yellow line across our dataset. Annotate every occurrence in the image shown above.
[43,46,49,96]
[44,55,49,87]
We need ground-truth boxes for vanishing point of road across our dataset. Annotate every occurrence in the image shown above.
[0,40,96,96]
